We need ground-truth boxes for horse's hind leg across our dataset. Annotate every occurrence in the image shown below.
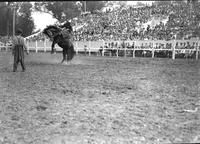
[61,49,67,63]
[66,44,75,61]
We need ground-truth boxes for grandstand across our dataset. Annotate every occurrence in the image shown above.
[22,1,200,42]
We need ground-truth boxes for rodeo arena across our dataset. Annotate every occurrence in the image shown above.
[0,1,200,144]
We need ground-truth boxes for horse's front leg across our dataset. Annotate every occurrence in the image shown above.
[51,40,56,54]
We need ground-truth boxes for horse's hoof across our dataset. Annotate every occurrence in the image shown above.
[62,61,71,65]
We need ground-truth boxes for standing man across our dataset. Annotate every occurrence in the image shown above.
[12,28,29,72]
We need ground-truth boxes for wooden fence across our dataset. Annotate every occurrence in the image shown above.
[1,39,200,60]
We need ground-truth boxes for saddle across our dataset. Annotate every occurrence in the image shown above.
[61,28,72,39]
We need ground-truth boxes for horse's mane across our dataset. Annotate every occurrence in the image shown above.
[43,25,61,38]
[43,25,61,33]
[46,25,59,30]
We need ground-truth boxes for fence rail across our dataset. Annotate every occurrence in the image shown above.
[1,39,200,60]
[0,46,12,51]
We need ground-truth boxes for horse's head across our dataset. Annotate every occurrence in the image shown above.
[42,25,61,40]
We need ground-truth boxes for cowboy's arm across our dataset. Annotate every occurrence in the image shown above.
[11,44,15,55]
[22,38,29,54]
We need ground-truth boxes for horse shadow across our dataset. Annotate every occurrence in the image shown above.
[27,61,63,66]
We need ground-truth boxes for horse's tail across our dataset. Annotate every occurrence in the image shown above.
[67,43,76,61]
[71,44,76,59]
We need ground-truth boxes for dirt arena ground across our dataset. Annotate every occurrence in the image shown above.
[0,52,200,144]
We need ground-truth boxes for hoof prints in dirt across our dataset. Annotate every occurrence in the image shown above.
[36,105,48,111]
[28,62,60,66]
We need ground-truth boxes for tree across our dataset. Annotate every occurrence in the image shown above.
[0,2,15,36]
[0,2,9,35]
[34,2,81,22]
[16,2,35,37]
[34,1,106,22]
[83,1,105,13]
[0,2,35,37]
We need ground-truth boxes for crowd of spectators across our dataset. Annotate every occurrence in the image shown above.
[73,1,200,41]
[73,6,152,41]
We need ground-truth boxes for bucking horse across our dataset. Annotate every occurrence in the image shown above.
[42,25,75,63]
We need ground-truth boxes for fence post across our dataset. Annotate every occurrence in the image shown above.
[89,41,91,56]
[172,41,176,60]
[132,41,135,58]
[109,45,112,57]
[132,48,135,58]
[152,42,154,58]
[117,41,119,58]
[75,42,78,55]
[27,40,30,53]
[196,42,199,60]
[5,46,7,51]
[102,41,104,57]
[116,41,119,57]
[124,47,127,57]
[116,47,119,58]
[44,39,46,52]
[35,40,38,53]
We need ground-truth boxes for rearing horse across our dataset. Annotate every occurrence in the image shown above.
[43,25,75,63]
